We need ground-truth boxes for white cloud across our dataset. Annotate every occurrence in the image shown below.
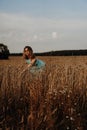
[33,35,38,40]
[0,12,87,52]
[52,32,57,39]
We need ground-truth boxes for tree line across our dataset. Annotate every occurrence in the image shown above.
[0,43,87,59]
[11,50,87,56]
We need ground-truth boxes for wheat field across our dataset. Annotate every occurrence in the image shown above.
[0,56,87,130]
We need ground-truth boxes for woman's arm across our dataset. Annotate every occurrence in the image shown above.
[19,58,36,76]
[27,58,36,68]
[21,58,36,73]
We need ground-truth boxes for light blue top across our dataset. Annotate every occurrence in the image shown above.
[26,59,46,69]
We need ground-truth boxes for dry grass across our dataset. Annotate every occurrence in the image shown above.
[0,56,87,130]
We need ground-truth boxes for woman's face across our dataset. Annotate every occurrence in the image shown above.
[24,48,31,58]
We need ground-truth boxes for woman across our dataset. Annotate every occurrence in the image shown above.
[22,46,46,73]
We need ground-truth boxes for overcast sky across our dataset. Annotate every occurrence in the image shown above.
[0,0,87,53]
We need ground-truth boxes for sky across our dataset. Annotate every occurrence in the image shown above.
[0,0,87,53]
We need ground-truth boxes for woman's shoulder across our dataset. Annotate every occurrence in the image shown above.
[35,59,46,67]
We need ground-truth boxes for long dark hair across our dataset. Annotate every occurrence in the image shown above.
[23,46,35,59]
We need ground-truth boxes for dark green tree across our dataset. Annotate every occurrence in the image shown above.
[0,43,10,59]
